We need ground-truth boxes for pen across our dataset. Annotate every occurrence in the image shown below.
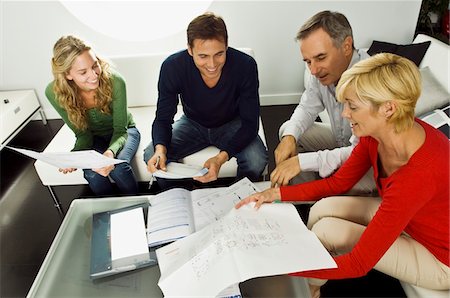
[148,156,160,189]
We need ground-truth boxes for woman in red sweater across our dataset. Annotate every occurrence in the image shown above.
[236,53,449,296]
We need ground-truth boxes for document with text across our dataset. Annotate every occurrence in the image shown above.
[7,146,126,169]
[156,202,337,297]
[152,162,208,179]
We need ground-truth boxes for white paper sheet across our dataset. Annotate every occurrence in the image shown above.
[110,208,149,261]
[153,162,208,179]
[156,203,337,297]
[7,146,126,169]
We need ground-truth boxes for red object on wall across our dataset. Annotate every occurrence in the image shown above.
[442,10,449,38]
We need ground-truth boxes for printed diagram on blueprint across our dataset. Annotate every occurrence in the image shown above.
[189,211,287,280]
[192,178,260,231]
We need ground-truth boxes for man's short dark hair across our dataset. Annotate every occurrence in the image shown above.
[187,12,228,48]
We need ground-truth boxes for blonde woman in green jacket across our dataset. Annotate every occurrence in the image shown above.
[46,35,140,195]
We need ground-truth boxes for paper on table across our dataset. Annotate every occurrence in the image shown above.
[7,146,126,169]
[156,203,337,297]
[110,207,149,261]
[153,162,208,179]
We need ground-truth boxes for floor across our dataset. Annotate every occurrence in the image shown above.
[0,105,406,297]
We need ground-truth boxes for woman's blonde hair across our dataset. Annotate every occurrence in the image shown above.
[336,53,421,133]
[51,35,112,130]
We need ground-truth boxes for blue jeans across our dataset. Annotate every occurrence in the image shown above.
[84,127,140,196]
[144,116,268,181]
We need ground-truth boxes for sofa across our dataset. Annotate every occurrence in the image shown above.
[284,33,450,298]
[34,48,268,210]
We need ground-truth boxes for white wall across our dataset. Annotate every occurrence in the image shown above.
[1,0,421,119]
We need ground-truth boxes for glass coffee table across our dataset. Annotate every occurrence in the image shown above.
[27,185,310,297]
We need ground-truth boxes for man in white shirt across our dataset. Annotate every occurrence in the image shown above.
[271,10,374,192]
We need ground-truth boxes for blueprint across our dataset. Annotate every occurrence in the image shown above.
[156,202,337,297]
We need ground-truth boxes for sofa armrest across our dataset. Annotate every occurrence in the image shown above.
[414,34,450,94]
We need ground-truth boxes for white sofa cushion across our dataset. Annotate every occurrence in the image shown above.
[413,34,449,94]
[415,67,450,116]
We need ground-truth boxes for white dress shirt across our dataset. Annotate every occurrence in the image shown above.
[282,49,369,177]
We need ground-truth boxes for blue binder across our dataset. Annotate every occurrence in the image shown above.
[90,203,157,279]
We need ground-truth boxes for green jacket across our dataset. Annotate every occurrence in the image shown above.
[45,71,135,156]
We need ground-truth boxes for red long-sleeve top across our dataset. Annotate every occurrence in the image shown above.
[281,119,449,279]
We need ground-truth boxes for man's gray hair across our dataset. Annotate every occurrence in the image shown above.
[296,10,354,49]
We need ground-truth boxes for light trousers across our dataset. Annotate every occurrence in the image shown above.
[280,121,375,194]
[307,196,450,290]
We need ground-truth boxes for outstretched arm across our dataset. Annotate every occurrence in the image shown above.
[235,187,281,210]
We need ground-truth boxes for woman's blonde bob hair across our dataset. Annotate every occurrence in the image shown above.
[336,53,421,133]
[51,35,112,131]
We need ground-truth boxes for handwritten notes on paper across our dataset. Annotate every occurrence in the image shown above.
[156,203,337,297]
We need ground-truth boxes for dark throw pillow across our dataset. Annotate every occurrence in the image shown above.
[367,40,431,66]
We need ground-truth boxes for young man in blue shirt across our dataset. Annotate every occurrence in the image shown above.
[144,12,267,183]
